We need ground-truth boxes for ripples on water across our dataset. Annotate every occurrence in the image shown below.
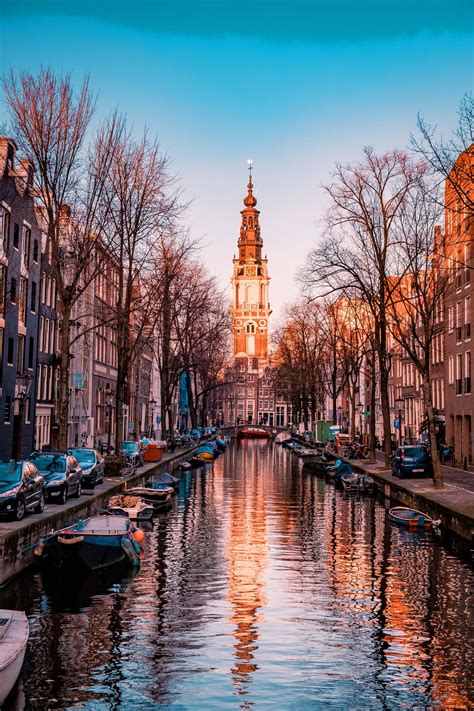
[1,440,473,709]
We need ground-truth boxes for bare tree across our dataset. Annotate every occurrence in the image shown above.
[3,69,118,449]
[302,148,427,466]
[101,118,183,449]
[387,179,447,487]
[412,94,474,219]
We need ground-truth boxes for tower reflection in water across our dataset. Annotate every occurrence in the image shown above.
[225,439,268,696]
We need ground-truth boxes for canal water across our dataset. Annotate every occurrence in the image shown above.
[1,440,473,709]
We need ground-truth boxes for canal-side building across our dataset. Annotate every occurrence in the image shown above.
[0,137,41,458]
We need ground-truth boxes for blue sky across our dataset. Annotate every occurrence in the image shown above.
[1,1,473,320]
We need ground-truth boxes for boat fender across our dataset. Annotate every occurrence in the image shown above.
[132,528,145,545]
[58,535,85,545]
[34,541,45,557]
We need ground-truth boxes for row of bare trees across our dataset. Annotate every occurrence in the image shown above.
[277,95,473,489]
[3,68,230,449]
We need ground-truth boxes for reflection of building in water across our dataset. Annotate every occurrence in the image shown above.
[322,495,473,707]
[226,441,268,694]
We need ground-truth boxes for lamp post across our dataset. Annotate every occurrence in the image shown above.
[12,372,32,460]
[149,397,157,438]
[395,397,404,447]
[105,386,115,453]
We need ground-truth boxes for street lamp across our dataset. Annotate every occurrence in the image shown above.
[149,397,157,438]
[105,385,115,453]
[395,397,404,447]
[12,372,32,460]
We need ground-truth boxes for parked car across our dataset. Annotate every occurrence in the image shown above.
[67,448,105,488]
[120,441,144,468]
[28,452,83,504]
[391,446,433,478]
[0,460,45,520]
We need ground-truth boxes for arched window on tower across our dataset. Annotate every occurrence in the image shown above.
[246,322,256,334]
[248,217,253,229]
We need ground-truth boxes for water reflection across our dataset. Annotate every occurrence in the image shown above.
[0,441,472,709]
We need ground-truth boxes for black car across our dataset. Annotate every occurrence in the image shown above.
[67,448,105,488]
[0,460,45,520]
[391,446,433,478]
[120,441,144,468]
[28,452,83,504]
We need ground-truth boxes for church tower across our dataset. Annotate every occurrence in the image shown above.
[231,167,271,361]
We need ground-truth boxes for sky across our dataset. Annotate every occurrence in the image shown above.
[1,1,473,324]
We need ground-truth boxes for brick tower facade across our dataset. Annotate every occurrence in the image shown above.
[231,169,271,360]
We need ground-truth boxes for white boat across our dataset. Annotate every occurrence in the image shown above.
[107,495,154,521]
[275,431,292,444]
[0,610,29,705]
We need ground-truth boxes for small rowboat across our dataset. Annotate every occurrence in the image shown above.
[107,495,154,521]
[0,610,29,705]
[341,472,375,492]
[388,506,438,529]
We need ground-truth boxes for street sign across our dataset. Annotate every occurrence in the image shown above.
[394,419,400,429]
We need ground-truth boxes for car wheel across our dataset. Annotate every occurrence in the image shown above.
[15,497,26,521]
[35,492,45,514]
[59,487,68,505]
[74,481,82,498]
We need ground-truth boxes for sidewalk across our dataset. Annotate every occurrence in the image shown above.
[347,452,474,541]
[374,450,474,493]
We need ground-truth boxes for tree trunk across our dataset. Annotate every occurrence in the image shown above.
[380,363,392,467]
[186,370,198,428]
[57,309,71,451]
[350,380,356,442]
[369,352,376,463]
[422,374,443,488]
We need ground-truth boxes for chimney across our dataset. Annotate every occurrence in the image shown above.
[0,136,17,177]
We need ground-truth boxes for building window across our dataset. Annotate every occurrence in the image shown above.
[28,336,34,369]
[4,396,11,424]
[19,277,27,325]
[246,322,256,334]
[465,352,471,394]
[23,227,31,268]
[456,302,462,343]
[456,353,463,395]
[25,397,31,424]
[0,265,5,317]
[7,337,14,366]
[1,209,10,252]
[465,296,471,339]
[10,277,17,303]
[33,239,39,263]
[17,335,25,374]
[30,281,36,313]
[13,223,19,249]
[465,242,471,286]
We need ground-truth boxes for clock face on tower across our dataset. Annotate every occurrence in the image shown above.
[246,266,257,276]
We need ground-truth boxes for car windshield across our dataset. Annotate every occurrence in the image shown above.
[0,462,22,485]
[70,450,95,464]
[122,442,137,451]
[30,454,66,472]
[403,448,428,459]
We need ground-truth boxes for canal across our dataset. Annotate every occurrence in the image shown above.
[1,440,473,709]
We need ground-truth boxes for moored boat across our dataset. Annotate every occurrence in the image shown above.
[237,426,271,439]
[341,472,375,492]
[0,610,29,705]
[275,431,292,444]
[127,482,174,508]
[388,506,438,529]
[149,471,180,490]
[107,494,154,521]
[179,461,192,471]
[34,515,142,571]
